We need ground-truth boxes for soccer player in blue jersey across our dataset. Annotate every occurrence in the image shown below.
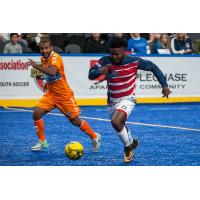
[88,37,171,163]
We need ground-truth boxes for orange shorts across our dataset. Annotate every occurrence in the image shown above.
[36,93,81,119]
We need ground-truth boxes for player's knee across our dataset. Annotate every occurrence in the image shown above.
[69,117,82,127]
[111,119,123,132]
[32,110,42,121]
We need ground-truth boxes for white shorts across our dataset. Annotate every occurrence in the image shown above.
[108,97,136,120]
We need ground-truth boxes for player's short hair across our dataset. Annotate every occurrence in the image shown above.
[39,36,52,45]
[108,37,127,48]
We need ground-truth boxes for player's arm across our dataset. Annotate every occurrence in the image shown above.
[138,58,171,98]
[88,57,110,80]
[28,59,57,76]
[89,65,110,80]
[88,65,101,80]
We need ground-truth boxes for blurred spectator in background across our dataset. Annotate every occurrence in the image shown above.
[152,33,171,54]
[64,33,84,52]
[25,33,38,52]
[0,33,10,42]
[168,33,176,39]
[171,33,193,54]
[17,33,28,47]
[141,33,154,44]
[3,33,22,53]
[0,34,9,52]
[113,33,128,41]
[24,33,49,53]
[84,33,109,53]
[148,33,162,53]
[152,33,161,41]
[127,33,149,54]
[141,33,162,53]
[1,33,199,54]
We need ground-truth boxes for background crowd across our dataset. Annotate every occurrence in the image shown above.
[1,33,200,54]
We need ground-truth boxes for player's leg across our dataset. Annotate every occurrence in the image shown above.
[69,116,97,139]
[31,107,49,151]
[109,99,139,163]
[69,116,101,152]
[57,97,101,152]
[111,110,131,143]
[31,95,55,151]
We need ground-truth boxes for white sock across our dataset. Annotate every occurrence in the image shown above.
[117,126,133,147]
[125,126,134,144]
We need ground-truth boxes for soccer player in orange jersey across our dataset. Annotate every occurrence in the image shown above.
[28,37,101,152]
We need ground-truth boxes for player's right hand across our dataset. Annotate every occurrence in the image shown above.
[99,65,110,75]
[28,59,36,66]
[26,60,33,66]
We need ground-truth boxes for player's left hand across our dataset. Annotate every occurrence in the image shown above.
[162,87,171,98]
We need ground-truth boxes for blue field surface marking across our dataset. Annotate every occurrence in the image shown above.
[0,103,200,166]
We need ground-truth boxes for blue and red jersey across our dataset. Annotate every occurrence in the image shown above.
[89,55,168,103]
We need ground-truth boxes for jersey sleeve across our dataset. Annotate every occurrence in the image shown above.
[50,54,62,70]
[137,57,168,88]
[88,57,109,80]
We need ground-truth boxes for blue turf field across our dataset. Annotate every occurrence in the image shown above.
[0,103,200,166]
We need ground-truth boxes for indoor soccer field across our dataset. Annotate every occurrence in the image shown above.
[0,103,200,166]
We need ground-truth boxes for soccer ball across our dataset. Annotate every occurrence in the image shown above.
[65,141,84,160]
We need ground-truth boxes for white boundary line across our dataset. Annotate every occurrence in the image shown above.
[4,107,200,132]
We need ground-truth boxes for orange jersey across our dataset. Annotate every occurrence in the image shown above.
[37,51,81,119]
[41,51,74,100]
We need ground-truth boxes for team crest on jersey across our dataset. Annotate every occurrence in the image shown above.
[30,68,46,91]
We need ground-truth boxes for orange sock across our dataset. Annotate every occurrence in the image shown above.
[34,118,45,141]
[80,120,97,140]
